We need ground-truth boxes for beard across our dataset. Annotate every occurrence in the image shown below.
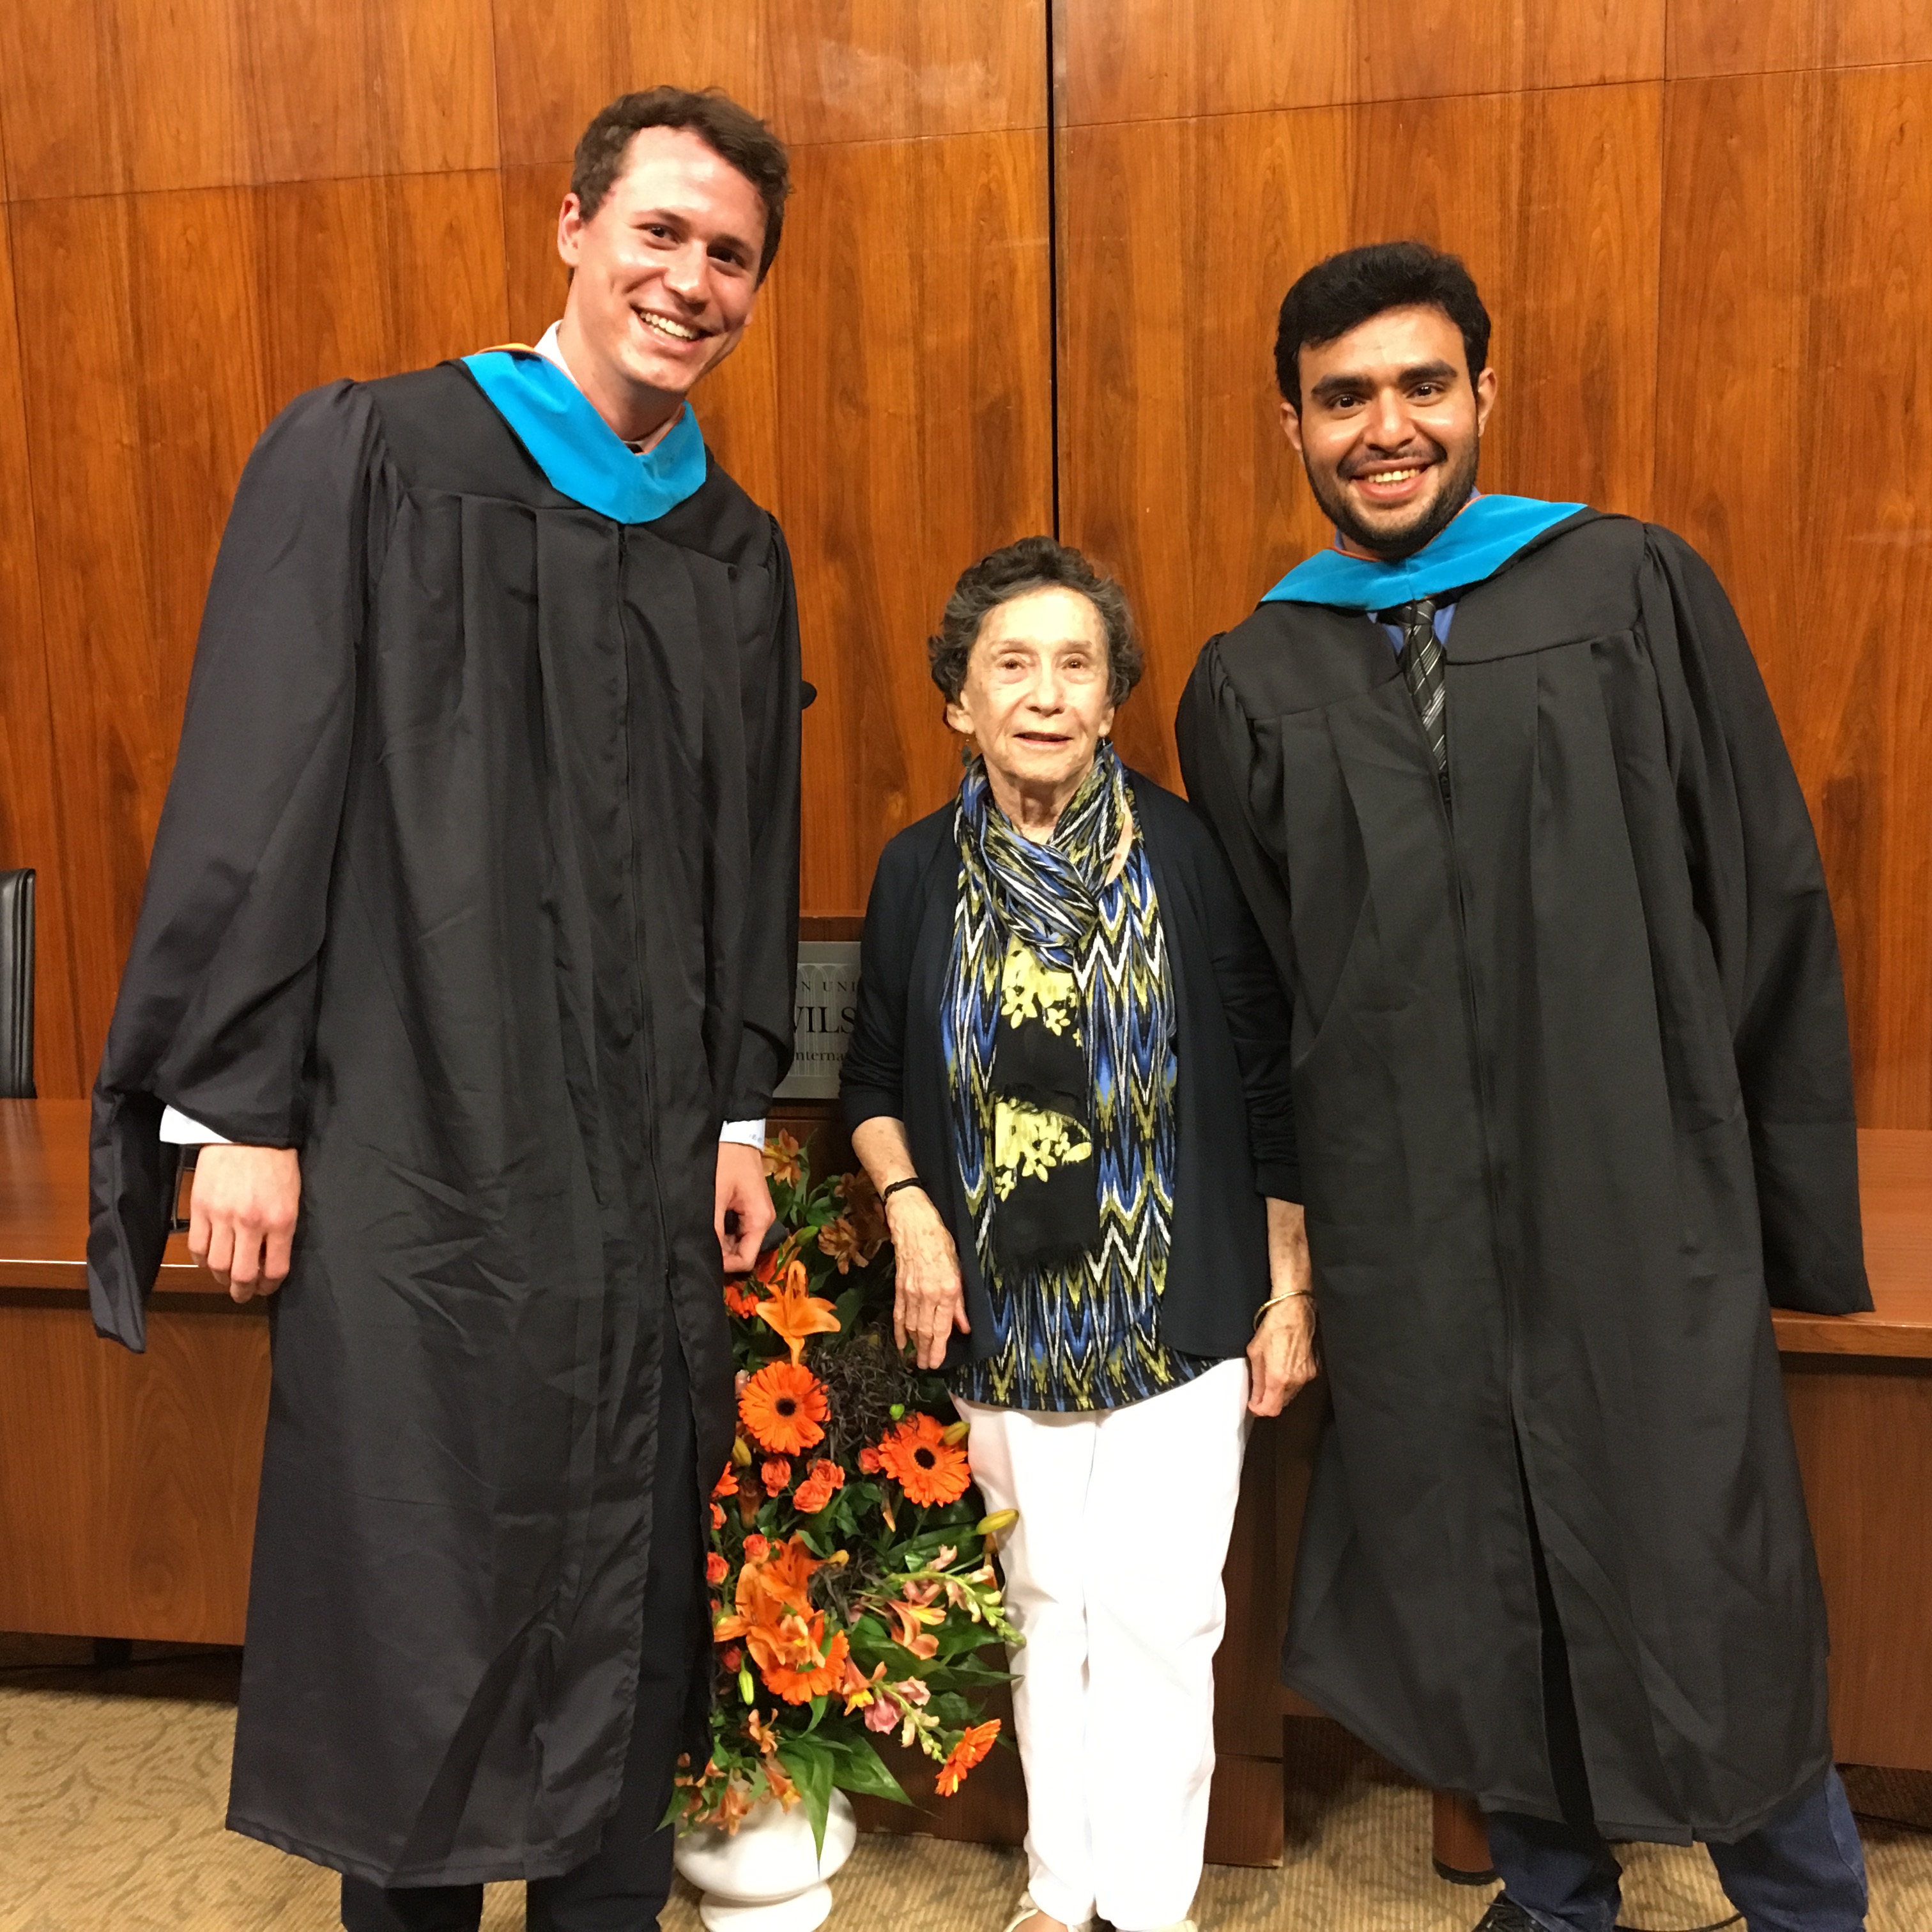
[1307,433,1482,560]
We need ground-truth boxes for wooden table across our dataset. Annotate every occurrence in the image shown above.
[4,1100,1929,1867]
[0,1098,268,1644]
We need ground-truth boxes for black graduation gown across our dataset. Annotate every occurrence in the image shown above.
[86,364,801,1885]
[1176,510,1869,1843]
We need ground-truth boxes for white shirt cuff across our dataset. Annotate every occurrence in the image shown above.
[163,1104,763,1151]
[159,1107,231,1146]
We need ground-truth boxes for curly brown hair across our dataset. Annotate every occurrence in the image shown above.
[572,88,791,280]
[927,537,1142,710]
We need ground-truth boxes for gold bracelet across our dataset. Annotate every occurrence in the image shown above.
[1254,1288,1315,1328]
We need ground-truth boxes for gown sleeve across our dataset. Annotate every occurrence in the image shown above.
[1642,527,1871,1314]
[1176,638,1300,1000]
[87,381,385,1349]
[723,518,802,1121]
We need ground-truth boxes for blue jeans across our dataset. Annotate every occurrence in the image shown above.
[1485,1768,1869,1932]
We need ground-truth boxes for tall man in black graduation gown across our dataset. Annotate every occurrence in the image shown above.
[86,89,801,1932]
[1177,243,1873,1932]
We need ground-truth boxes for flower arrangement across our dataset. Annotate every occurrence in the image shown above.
[678,1131,1020,1851]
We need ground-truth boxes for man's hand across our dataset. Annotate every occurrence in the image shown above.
[1248,1197,1318,1416]
[189,1145,302,1303]
[889,1189,970,1370]
[716,1140,776,1274]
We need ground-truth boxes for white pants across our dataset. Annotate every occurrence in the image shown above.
[955,1357,1252,1932]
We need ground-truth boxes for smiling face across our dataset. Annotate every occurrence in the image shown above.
[944,586,1117,824]
[1284,303,1498,561]
[556,125,767,438]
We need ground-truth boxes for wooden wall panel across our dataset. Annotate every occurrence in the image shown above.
[764,0,1046,141]
[492,3,769,169]
[1669,1,1932,80]
[777,131,1055,913]
[1057,85,1660,790]
[0,209,81,1096]
[0,1303,267,1644]
[10,175,511,1090]
[1057,0,1663,127]
[491,0,1044,168]
[1656,66,1932,1128]
[12,191,267,1079]
[0,0,497,200]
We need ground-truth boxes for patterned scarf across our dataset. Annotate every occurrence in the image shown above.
[944,744,1176,1278]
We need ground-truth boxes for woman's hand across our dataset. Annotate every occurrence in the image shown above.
[1248,1196,1318,1416]
[889,1188,971,1370]
[1247,1293,1318,1416]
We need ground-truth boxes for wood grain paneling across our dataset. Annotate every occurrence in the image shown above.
[491,2,769,171]
[13,176,510,1089]
[1057,85,1660,790]
[491,0,1044,168]
[0,208,80,1097]
[254,171,509,411]
[1057,0,1663,127]
[765,0,1046,142]
[1655,67,1932,1128]
[0,1301,268,1644]
[0,0,497,200]
[12,190,266,1081]
[1784,1357,1932,1770]
[779,131,1054,913]
[1669,0,1932,80]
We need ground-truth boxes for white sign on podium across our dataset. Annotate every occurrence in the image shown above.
[773,940,862,1100]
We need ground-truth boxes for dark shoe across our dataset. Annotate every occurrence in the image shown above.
[1472,1900,1545,1932]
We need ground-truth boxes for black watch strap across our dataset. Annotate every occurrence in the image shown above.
[881,1176,926,1204]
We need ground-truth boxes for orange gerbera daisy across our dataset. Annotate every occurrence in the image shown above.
[754,1259,841,1365]
[792,1458,846,1514]
[935,1718,1001,1796]
[739,1360,828,1455]
[875,1413,972,1507]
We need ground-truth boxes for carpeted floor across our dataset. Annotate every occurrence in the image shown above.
[4,1637,1929,1931]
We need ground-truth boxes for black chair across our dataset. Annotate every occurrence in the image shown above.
[0,867,35,1099]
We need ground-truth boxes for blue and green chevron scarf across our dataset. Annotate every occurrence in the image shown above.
[945,744,1198,1410]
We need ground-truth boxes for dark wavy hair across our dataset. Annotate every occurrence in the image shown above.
[572,88,791,280]
[1275,240,1491,410]
[928,537,1142,710]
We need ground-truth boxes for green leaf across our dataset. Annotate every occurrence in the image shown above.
[776,1736,836,1857]
[819,1734,912,1805]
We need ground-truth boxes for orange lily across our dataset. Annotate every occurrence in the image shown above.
[753,1259,842,1365]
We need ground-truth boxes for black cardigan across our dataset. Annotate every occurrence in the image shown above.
[840,769,1298,1368]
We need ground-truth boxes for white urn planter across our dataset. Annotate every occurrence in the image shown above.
[674,1790,858,1931]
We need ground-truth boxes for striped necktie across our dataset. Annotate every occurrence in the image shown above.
[1394,597,1448,795]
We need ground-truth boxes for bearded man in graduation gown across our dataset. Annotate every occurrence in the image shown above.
[86,88,801,1932]
[1177,242,1873,1932]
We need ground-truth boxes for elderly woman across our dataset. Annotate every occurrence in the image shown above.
[840,538,1316,1932]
